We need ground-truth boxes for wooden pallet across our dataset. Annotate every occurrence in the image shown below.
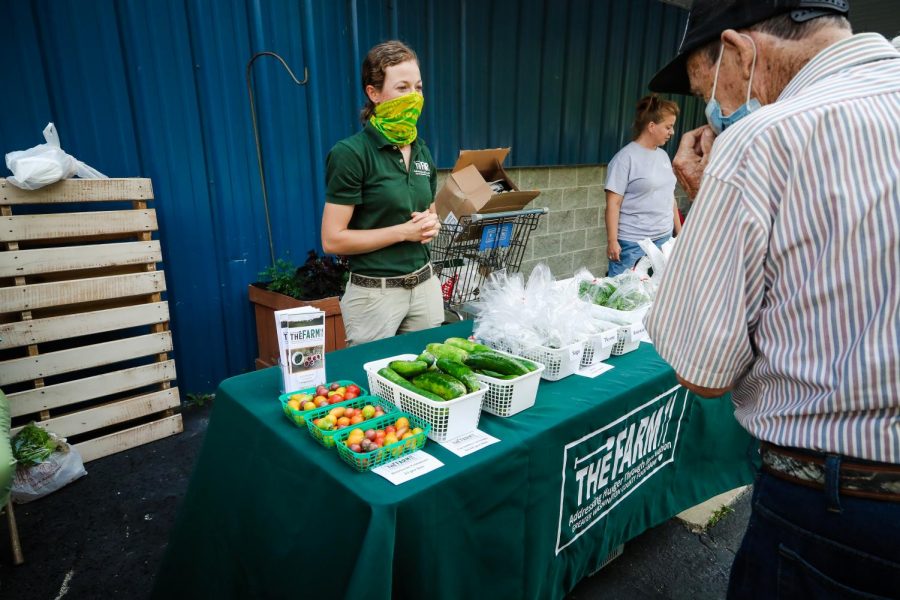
[0,178,182,463]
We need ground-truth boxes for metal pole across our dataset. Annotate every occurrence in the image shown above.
[246,51,309,267]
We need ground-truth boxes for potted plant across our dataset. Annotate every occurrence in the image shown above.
[249,251,350,369]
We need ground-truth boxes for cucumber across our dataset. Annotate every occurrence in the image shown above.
[476,369,519,380]
[389,359,429,378]
[444,337,491,354]
[412,371,466,400]
[505,354,539,373]
[435,358,480,393]
[377,367,446,402]
[425,343,469,364]
[477,369,507,378]
[464,351,528,377]
[416,351,436,368]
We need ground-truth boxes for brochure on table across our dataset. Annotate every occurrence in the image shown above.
[275,306,327,393]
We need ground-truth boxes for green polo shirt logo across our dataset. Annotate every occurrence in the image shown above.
[325,124,438,277]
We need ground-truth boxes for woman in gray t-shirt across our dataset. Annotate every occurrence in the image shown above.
[604,95,682,276]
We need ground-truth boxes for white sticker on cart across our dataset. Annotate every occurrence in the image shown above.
[576,362,615,378]
[372,452,444,485]
[438,429,501,457]
[443,211,459,227]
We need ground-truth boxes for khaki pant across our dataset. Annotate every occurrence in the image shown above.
[340,274,444,346]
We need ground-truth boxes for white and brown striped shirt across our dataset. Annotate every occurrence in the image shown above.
[646,34,900,464]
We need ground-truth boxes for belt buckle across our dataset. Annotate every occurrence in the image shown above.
[402,275,418,289]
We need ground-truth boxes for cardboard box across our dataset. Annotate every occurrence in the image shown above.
[436,148,540,223]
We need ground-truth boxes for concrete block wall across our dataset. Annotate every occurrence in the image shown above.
[436,165,690,281]
[436,166,609,279]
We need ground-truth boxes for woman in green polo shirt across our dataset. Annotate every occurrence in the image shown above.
[321,40,443,346]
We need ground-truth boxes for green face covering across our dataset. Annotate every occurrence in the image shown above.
[369,92,423,146]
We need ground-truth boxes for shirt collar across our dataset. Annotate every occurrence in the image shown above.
[363,121,420,151]
[779,33,900,101]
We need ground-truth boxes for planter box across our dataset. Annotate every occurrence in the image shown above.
[249,284,346,369]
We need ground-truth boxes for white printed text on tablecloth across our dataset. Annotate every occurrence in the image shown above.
[555,386,689,554]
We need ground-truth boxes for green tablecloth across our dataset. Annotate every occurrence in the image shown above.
[153,321,755,599]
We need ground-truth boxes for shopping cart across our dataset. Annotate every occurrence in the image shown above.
[430,207,548,318]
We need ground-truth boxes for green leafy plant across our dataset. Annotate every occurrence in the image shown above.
[258,250,349,301]
[706,505,734,528]
[11,423,59,467]
[184,392,215,409]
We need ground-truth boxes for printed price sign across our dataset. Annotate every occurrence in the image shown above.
[438,430,501,457]
[577,362,615,378]
[372,452,444,485]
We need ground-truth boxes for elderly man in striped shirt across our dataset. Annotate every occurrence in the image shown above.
[646,1,900,598]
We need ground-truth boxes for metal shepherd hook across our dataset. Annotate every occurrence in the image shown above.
[246,51,309,267]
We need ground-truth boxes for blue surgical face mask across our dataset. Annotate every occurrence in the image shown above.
[705,34,761,134]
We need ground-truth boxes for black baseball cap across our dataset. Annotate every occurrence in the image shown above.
[649,0,850,95]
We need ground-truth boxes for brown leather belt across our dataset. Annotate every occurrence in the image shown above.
[349,263,433,290]
[760,442,900,502]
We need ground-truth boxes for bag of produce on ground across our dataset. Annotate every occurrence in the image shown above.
[10,423,87,504]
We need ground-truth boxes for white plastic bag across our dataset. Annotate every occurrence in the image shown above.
[11,441,87,504]
[5,122,107,190]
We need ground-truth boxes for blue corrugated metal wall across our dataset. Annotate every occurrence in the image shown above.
[1,0,696,392]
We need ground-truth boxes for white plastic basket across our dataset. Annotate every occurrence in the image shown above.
[363,354,486,442]
[580,327,619,367]
[487,339,584,381]
[472,349,545,417]
[611,322,646,356]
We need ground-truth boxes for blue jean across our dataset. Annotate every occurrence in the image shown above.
[728,465,900,599]
[607,235,670,277]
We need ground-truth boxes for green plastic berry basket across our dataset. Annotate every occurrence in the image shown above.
[278,380,368,427]
[333,412,431,472]
[304,395,399,448]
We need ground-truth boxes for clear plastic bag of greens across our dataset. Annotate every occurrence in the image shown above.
[11,423,58,467]
[604,272,652,311]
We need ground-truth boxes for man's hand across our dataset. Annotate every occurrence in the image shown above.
[673,125,716,200]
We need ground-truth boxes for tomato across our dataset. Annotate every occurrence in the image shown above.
[394,417,410,431]
[346,384,362,396]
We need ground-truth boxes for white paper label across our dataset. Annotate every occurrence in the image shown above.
[576,362,615,378]
[627,323,647,342]
[443,211,459,227]
[438,429,501,457]
[569,345,583,362]
[372,451,444,485]
[600,330,618,347]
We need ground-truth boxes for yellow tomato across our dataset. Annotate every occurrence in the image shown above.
[394,417,410,431]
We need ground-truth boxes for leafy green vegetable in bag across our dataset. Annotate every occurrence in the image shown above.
[11,423,58,467]
[578,279,617,306]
